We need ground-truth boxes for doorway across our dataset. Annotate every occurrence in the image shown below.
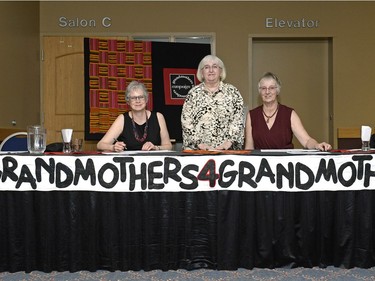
[249,37,333,148]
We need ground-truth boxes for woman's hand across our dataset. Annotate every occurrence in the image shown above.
[315,142,332,151]
[142,142,157,151]
[198,143,213,150]
[215,141,232,150]
[113,141,126,152]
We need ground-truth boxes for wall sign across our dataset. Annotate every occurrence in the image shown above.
[59,16,112,28]
[265,17,319,28]
[163,68,199,105]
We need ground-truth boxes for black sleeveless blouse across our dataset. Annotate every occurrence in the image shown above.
[118,111,161,150]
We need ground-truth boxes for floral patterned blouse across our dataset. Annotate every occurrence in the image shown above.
[181,81,245,150]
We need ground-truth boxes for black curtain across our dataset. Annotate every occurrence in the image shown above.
[151,42,211,142]
[1,190,375,272]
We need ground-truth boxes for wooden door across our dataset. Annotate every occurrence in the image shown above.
[42,36,96,151]
[251,38,332,148]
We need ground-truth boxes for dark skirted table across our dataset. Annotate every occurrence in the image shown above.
[0,150,375,272]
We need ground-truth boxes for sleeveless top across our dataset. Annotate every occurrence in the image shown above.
[118,111,161,150]
[250,104,294,149]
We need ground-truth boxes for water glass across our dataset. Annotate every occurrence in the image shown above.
[63,142,72,153]
[361,125,372,151]
[27,125,46,154]
[61,128,73,153]
[362,141,370,151]
[72,138,83,152]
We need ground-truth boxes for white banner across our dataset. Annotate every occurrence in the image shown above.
[0,153,374,192]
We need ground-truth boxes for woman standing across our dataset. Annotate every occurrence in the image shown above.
[97,81,172,151]
[181,55,244,150]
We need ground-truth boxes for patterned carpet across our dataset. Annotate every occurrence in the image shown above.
[1,267,375,281]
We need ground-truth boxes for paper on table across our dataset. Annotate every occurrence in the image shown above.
[260,149,328,154]
[260,149,319,153]
[0,151,28,154]
[361,125,372,141]
[61,129,73,142]
[102,150,174,155]
[286,150,330,154]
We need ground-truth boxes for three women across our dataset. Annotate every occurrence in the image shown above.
[98,59,331,152]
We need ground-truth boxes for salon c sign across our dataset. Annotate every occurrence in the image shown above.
[59,16,112,28]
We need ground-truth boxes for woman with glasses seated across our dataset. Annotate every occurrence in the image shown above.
[97,81,172,151]
[181,55,245,150]
[244,72,331,151]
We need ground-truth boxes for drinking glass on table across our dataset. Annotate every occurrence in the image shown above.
[61,128,73,153]
[361,125,372,151]
[72,138,83,152]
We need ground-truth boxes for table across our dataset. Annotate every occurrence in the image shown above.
[1,150,375,272]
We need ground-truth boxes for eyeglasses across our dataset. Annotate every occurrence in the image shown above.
[259,86,278,92]
[129,95,145,101]
[202,64,221,71]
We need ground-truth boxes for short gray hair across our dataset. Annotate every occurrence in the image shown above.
[125,81,149,102]
[258,72,282,94]
[196,55,227,82]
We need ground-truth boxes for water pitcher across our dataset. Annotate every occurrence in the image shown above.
[27,125,46,154]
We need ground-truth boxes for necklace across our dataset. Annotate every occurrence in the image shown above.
[262,105,279,123]
[131,111,148,142]
[204,82,220,94]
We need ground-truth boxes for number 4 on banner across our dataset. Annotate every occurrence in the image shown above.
[197,159,219,188]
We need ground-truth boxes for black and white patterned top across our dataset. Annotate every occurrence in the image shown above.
[181,81,244,150]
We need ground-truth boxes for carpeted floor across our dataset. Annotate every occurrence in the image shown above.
[1,267,375,281]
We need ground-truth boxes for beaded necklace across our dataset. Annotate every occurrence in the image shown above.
[262,104,279,123]
[131,111,148,142]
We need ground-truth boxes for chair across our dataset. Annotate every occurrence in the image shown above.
[371,134,375,148]
[0,132,28,152]
[337,127,375,149]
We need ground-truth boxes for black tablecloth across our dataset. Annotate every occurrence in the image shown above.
[1,189,375,272]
